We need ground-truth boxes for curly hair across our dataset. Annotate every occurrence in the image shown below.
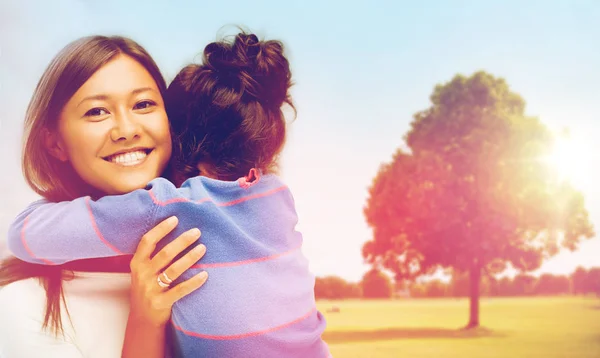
[165,32,295,182]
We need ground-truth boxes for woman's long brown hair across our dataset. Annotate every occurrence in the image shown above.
[0,35,167,336]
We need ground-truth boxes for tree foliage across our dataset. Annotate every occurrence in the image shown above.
[361,268,393,299]
[315,276,362,300]
[363,71,594,326]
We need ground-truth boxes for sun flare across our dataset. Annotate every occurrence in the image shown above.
[546,129,590,188]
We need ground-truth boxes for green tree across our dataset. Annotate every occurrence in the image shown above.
[571,267,589,295]
[347,282,363,298]
[448,271,470,297]
[314,276,361,299]
[363,71,594,328]
[511,274,536,296]
[408,282,428,298]
[424,279,448,297]
[587,268,600,296]
[361,268,393,299]
[493,277,515,297]
[534,274,571,295]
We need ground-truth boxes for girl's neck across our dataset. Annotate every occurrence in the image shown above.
[196,162,218,179]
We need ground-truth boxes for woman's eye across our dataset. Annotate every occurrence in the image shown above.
[84,108,109,117]
[134,100,156,110]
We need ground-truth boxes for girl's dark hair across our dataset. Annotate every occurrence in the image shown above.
[0,35,167,336]
[166,32,295,181]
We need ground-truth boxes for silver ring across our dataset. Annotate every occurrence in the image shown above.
[157,275,170,288]
[161,271,173,284]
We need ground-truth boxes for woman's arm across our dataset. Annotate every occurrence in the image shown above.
[122,314,166,358]
[121,216,208,358]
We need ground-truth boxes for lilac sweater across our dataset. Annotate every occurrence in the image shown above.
[7,173,330,358]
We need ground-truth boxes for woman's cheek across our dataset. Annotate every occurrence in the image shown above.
[148,110,171,143]
[60,120,106,160]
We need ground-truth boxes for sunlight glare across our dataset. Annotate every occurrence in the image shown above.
[546,129,589,188]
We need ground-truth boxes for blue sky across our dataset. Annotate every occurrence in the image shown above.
[0,0,598,281]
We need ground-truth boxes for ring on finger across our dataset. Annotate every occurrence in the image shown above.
[157,274,170,288]
[161,271,173,284]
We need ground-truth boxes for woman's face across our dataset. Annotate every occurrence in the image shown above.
[53,54,172,195]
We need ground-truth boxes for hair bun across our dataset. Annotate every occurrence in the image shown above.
[202,32,291,110]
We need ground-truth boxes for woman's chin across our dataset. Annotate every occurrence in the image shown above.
[100,174,159,195]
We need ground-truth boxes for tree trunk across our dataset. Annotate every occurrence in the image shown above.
[466,263,481,329]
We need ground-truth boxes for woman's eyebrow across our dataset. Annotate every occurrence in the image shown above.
[76,87,158,109]
[131,87,157,96]
[77,94,109,109]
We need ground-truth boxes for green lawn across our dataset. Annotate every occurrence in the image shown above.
[317,296,600,358]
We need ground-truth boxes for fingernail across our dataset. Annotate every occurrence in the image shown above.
[189,228,201,237]
[167,216,178,225]
[198,271,208,279]
[195,244,206,252]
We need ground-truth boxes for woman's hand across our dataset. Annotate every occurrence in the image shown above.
[122,216,208,358]
[128,215,208,327]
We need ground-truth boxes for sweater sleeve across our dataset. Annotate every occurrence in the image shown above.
[6,189,158,265]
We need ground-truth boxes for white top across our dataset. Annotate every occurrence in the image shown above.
[0,272,131,358]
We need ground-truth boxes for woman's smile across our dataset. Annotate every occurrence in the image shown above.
[103,147,153,167]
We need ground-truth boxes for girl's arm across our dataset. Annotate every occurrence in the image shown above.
[7,187,159,265]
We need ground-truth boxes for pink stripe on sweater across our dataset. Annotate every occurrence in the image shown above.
[191,244,302,269]
[218,185,287,207]
[148,185,288,207]
[147,190,189,206]
[84,197,123,255]
[20,215,55,265]
[171,307,316,340]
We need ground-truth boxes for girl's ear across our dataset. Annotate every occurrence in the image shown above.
[43,129,69,162]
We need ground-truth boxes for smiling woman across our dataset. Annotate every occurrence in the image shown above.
[48,55,172,195]
[0,35,208,358]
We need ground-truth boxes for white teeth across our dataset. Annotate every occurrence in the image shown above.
[108,150,148,166]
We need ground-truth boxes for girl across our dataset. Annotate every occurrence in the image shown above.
[0,36,208,358]
[7,33,330,357]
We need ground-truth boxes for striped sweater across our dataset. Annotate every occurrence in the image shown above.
[7,173,330,358]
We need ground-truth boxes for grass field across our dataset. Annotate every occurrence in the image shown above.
[317,296,600,358]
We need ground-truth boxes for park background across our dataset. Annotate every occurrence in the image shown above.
[1,1,599,357]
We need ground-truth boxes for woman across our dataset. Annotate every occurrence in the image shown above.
[0,35,208,358]
[6,33,330,357]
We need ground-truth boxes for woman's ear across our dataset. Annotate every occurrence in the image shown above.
[43,129,69,162]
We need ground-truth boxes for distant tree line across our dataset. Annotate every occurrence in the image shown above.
[315,269,392,300]
[315,267,600,300]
